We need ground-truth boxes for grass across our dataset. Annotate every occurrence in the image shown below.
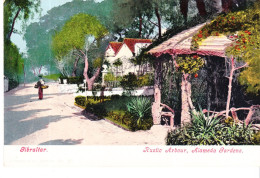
[43,74,61,81]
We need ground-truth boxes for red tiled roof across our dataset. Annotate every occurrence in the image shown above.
[123,38,152,53]
[109,42,123,55]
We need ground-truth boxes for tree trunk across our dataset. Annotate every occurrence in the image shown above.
[195,0,207,16]
[38,65,42,75]
[32,67,36,76]
[155,6,162,38]
[152,60,162,125]
[139,15,143,38]
[181,73,192,124]
[212,0,222,13]
[226,57,234,118]
[83,55,101,91]
[72,57,80,77]
[7,8,21,40]
[222,0,233,12]
[180,0,189,23]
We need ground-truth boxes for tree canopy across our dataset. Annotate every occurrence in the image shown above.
[24,0,113,75]
[52,13,108,58]
[4,0,40,39]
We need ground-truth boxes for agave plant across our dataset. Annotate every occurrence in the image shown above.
[190,109,225,145]
[126,97,151,126]
[166,108,259,145]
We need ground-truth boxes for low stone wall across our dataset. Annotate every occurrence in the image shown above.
[59,84,78,93]
[73,86,154,97]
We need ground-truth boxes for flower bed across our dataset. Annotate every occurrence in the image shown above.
[74,95,153,131]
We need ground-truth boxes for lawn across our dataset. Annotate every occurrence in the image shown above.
[43,74,60,81]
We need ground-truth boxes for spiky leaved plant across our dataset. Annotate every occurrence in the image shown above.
[166,108,259,145]
[126,97,151,126]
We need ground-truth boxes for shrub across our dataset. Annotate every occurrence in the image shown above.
[75,96,109,108]
[129,117,153,131]
[8,78,19,90]
[85,102,107,118]
[104,73,122,82]
[67,77,83,85]
[126,97,153,131]
[166,109,259,145]
[107,110,133,126]
[120,73,139,90]
[107,110,152,131]
[137,73,154,87]
[75,96,87,107]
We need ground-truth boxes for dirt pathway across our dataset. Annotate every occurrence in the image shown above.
[4,82,170,145]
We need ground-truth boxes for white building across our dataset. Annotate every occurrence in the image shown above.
[102,38,153,85]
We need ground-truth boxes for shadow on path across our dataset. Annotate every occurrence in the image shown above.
[39,139,83,145]
[4,107,70,144]
[4,93,55,108]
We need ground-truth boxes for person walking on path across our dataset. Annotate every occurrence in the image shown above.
[36,75,45,100]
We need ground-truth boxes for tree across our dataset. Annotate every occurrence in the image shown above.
[24,0,114,78]
[112,0,178,39]
[52,13,108,90]
[4,0,40,40]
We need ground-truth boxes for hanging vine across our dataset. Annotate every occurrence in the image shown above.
[191,1,260,93]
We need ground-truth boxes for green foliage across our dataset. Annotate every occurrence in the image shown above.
[129,117,153,131]
[120,73,154,90]
[24,0,114,78]
[4,0,40,39]
[75,96,110,108]
[166,109,259,145]
[106,110,153,131]
[137,73,154,86]
[191,1,260,93]
[120,73,139,90]
[52,13,108,57]
[85,102,107,118]
[93,57,103,68]
[43,74,61,81]
[107,110,133,129]
[4,42,24,86]
[75,96,88,107]
[252,131,260,145]
[104,72,122,82]
[126,97,152,127]
[176,55,204,74]
[78,95,153,131]
[113,59,123,67]
[68,77,84,85]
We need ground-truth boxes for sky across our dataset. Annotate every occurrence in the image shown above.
[11,0,104,54]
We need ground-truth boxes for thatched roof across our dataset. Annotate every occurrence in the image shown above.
[149,23,233,58]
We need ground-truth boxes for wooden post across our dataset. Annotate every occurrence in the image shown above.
[225,57,248,118]
[181,73,192,124]
[152,60,162,125]
[226,57,234,118]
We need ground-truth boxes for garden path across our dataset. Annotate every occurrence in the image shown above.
[4,82,170,145]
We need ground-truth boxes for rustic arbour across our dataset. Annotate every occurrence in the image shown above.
[148,23,259,126]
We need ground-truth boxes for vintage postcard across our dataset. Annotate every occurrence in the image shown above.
[2,0,260,171]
